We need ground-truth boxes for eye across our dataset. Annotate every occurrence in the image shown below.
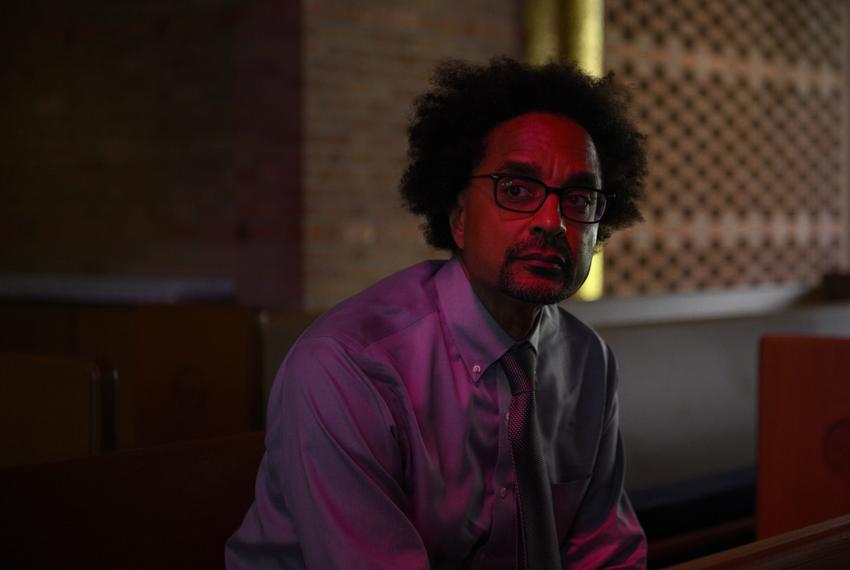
[497,178,538,204]
[505,184,531,197]
[563,190,594,210]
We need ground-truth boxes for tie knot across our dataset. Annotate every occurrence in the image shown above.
[501,342,536,395]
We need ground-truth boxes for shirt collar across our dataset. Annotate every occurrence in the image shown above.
[524,310,544,355]
[435,256,547,383]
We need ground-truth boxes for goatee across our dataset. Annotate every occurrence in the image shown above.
[498,236,579,305]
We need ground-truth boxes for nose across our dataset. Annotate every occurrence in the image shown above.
[530,193,566,237]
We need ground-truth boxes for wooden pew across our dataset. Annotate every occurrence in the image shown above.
[0,301,262,449]
[666,514,850,569]
[0,352,109,468]
[0,432,265,569]
[757,335,850,539]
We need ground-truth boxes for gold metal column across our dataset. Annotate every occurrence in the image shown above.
[524,0,606,301]
[525,0,561,65]
[560,0,604,77]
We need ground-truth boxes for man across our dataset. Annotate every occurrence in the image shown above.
[227,57,648,569]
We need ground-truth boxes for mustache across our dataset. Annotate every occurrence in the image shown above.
[505,236,571,267]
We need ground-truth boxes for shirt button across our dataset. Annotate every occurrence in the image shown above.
[499,487,507,499]
[504,411,510,423]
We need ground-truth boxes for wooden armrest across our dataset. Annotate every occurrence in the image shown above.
[667,514,850,569]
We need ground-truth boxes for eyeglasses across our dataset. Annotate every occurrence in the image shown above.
[471,173,611,224]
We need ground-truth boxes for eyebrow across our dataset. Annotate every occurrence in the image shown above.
[498,160,601,188]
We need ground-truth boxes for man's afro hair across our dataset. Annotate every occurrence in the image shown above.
[400,56,647,249]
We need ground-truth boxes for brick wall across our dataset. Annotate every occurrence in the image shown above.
[1,0,520,311]
[1,1,301,308]
[302,0,521,310]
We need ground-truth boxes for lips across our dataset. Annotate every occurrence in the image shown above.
[514,251,567,268]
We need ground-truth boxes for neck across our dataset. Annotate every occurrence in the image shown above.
[480,290,541,340]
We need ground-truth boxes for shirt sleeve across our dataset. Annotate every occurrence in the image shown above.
[229,336,430,570]
[561,343,647,569]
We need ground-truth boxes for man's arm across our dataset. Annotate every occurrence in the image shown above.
[227,337,429,569]
[562,345,647,569]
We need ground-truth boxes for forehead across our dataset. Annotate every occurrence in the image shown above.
[478,112,599,183]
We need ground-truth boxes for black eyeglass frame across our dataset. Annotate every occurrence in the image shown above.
[470,172,614,224]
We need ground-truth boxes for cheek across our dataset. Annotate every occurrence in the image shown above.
[465,203,498,250]
[571,225,598,265]
[584,225,598,249]
[462,195,528,269]
[470,226,507,264]
[465,213,514,272]
[473,209,529,253]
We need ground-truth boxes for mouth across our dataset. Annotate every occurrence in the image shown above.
[514,252,567,272]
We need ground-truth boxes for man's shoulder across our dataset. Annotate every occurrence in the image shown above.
[301,260,446,352]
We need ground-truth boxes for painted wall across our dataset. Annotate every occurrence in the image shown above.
[599,302,850,489]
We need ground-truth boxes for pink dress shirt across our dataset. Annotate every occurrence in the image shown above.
[226,257,646,569]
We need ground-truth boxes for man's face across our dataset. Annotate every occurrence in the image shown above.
[451,112,601,307]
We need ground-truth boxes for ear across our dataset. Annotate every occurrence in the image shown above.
[449,192,467,250]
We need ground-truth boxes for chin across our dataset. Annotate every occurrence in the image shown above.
[501,275,575,305]
[510,290,570,305]
[498,259,585,305]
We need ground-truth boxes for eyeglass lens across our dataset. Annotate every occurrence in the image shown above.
[494,176,606,222]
